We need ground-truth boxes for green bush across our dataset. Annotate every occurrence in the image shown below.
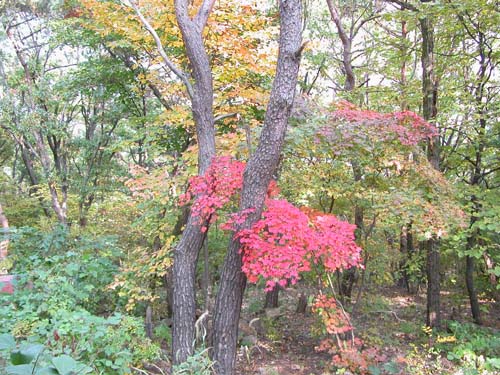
[0,226,161,374]
[172,347,214,375]
[0,333,92,375]
[436,321,500,373]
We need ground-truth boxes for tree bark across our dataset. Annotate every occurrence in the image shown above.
[296,293,308,314]
[211,1,303,373]
[425,238,440,328]
[264,284,280,309]
[127,0,217,363]
[420,11,441,329]
[465,255,481,324]
[170,0,217,364]
[326,0,355,91]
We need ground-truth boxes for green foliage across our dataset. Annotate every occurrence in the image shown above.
[5,225,120,315]
[436,321,500,373]
[172,347,214,375]
[0,334,92,375]
[0,226,160,374]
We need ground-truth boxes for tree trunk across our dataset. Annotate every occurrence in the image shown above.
[465,255,481,324]
[420,11,441,329]
[398,226,409,291]
[296,293,308,314]
[211,2,303,373]
[0,203,9,262]
[465,193,482,324]
[170,0,217,364]
[264,284,280,309]
[325,3,363,301]
[341,165,363,300]
[425,238,440,328]
[462,28,490,325]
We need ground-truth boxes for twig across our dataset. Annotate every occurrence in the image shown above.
[360,310,405,322]
[127,0,194,99]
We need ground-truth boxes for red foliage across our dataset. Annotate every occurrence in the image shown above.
[181,156,362,290]
[237,199,313,289]
[179,156,246,226]
[237,201,362,290]
[0,274,14,294]
[320,100,437,147]
[313,294,390,374]
[312,295,352,335]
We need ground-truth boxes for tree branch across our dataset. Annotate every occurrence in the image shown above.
[195,0,216,30]
[127,0,194,99]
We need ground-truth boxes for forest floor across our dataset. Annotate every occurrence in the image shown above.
[233,285,500,375]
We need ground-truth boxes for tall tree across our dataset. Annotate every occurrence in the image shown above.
[386,0,441,328]
[419,1,441,329]
[211,1,303,373]
[169,0,217,362]
[125,0,217,362]
[1,6,72,224]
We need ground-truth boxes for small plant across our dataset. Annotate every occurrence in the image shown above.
[436,321,500,373]
[172,347,214,375]
[0,333,92,375]
[312,295,400,375]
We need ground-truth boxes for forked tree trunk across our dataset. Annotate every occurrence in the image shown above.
[168,0,217,364]
[211,1,303,373]
[327,0,363,301]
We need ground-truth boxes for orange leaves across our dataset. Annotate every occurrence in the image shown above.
[312,294,395,374]
[81,0,276,141]
[312,295,352,336]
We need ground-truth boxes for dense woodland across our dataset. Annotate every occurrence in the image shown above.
[0,0,499,374]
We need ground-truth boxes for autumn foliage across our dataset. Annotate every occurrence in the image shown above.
[180,156,362,289]
[327,100,437,146]
[239,201,361,290]
[179,156,246,228]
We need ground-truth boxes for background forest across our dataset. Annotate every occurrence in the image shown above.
[0,0,498,374]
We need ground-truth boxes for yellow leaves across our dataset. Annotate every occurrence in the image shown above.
[436,335,457,344]
[110,237,174,311]
[421,325,433,336]
[216,130,248,157]
[81,0,277,137]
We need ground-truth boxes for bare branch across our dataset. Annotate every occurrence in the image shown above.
[385,0,418,12]
[127,0,194,99]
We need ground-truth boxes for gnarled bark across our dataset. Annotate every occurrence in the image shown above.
[129,0,216,363]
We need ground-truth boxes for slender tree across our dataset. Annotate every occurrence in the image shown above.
[211,1,303,373]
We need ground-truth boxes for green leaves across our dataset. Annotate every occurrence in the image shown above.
[0,335,93,375]
[5,364,38,375]
[0,333,16,350]
[10,344,44,365]
[52,355,92,375]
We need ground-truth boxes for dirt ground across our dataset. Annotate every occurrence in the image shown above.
[233,285,500,375]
